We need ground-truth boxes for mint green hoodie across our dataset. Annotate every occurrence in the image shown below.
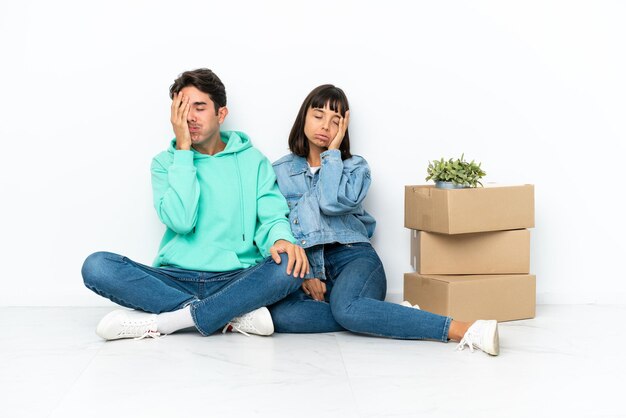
[150,131,295,271]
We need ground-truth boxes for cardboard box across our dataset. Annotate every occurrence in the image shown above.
[410,229,530,274]
[403,273,536,322]
[404,184,535,234]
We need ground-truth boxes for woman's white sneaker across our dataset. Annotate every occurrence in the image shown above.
[222,307,274,336]
[96,309,161,340]
[400,300,421,309]
[456,319,499,356]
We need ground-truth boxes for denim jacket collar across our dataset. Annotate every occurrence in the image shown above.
[289,154,309,177]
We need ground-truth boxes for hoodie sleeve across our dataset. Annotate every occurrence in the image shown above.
[317,149,371,215]
[254,158,295,257]
[151,150,200,234]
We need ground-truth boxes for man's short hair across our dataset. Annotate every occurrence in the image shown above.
[169,68,227,114]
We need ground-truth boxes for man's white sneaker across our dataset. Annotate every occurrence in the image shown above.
[222,307,274,337]
[96,309,161,341]
[400,300,421,310]
[456,319,499,356]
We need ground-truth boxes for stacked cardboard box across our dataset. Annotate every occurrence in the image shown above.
[403,184,536,322]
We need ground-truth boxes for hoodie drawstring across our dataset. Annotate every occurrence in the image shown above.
[234,154,246,241]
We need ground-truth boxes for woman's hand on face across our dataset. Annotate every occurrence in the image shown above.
[302,278,326,301]
[328,110,350,151]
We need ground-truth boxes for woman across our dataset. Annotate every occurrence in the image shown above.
[269,84,499,355]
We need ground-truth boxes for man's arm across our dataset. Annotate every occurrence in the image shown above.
[150,92,199,234]
[269,239,309,279]
[151,154,200,234]
[254,158,309,278]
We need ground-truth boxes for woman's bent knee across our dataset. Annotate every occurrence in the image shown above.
[331,303,359,332]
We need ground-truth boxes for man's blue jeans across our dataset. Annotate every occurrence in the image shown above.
[82,252,302,336]
[268,243,452,341]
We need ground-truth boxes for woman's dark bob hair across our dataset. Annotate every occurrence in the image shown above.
[288,84,352,160]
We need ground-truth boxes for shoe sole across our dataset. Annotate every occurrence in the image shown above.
[484,320,499,356]
[96,310,125,340]
[96,310,158,341]
[229,307,275,336]
[256,307,275,336]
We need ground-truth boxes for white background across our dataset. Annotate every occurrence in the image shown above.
[1,1,624,306]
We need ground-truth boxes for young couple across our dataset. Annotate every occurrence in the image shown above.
[82,68,499,356]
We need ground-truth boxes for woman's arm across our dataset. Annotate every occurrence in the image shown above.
[316,150,371,215]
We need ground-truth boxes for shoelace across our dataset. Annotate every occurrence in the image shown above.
[116,320,161,340]
[222,322,251,337]
[222,312,260,337]
[134,330,162,340]
[456,332,476,353]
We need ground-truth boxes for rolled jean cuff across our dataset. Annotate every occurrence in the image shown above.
[441,316,452,342]
[304,265,326,280]
[181,297,199,309]
[189,302,211,336]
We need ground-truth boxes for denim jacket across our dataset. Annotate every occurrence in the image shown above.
[272,149,376,280]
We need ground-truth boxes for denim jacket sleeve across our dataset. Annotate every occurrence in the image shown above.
[273,152,375,247]
[317,149,371,215]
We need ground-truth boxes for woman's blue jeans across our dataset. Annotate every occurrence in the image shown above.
[82,251,302,336]
[268,243,452,341]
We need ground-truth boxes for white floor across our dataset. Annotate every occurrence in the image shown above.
[1,305,624,418]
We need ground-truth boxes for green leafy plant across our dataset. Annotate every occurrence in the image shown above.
[425,154,486,188]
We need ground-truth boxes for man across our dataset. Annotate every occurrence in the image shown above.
[82,68,308,340]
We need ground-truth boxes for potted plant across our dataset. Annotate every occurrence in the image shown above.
[425,154,486,189]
